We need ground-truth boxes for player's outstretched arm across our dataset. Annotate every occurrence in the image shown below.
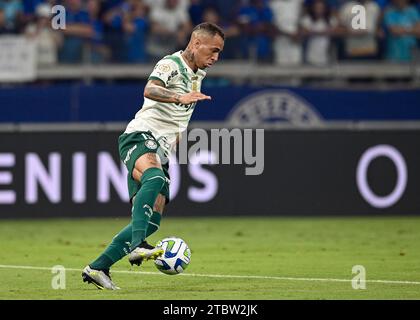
[144,80,211,105]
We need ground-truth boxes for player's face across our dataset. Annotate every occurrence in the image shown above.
[194,34,224,69]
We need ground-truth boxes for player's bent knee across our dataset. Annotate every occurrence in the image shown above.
[141,167,166,191]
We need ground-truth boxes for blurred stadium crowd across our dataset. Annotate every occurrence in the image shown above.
[0,0,419,66]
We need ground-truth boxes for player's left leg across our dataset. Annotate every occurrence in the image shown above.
[131,166,166,238]
[124,193,165,265]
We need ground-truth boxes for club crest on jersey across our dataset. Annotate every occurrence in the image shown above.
[145,140,158,150]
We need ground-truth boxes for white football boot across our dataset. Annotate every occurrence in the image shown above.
[82,265,120,290]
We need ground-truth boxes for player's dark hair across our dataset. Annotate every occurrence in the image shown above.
[192,22,225,40]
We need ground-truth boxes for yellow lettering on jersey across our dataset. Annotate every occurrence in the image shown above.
[192,76,198,92]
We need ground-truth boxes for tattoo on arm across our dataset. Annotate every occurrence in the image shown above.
[145,80,181,103]
[147,86,181,103]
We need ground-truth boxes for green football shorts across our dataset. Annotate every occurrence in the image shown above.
[118,131,170,204]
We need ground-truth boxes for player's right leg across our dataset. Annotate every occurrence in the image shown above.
[127,153,166,266]
[127,184,166,266]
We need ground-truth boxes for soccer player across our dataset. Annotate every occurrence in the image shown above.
[82,22,225,290]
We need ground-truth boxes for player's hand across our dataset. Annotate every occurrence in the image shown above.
[178,92,211,105]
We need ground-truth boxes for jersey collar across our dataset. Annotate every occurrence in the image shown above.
[177,51,207,77]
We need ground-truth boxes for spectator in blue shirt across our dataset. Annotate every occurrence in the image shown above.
[201,6,241,59]
[103,0,125,11]
[103,0,133,62]
[23,0,44,15]
[0,0,23,32]
[375,0,390,9]
[123,0,149,63]
[189,0,205,26]
[384,0,420,61]
[87,0,110,63]
[58,0,93,63]
[190,0,241,24]
[237,0,275,61]
[0,8,9,33]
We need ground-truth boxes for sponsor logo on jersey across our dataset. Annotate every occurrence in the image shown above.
[145,140,158,150]
[167,70,179,83]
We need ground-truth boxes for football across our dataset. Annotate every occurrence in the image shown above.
[154,237,191,275]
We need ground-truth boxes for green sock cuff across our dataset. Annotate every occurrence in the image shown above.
[90,223,133,270]
[140,167,165,184]
[90,255,114,271]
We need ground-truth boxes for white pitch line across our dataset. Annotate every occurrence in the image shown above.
[0,264,420,286]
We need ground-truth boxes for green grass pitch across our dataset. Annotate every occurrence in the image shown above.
[0,216,419,300]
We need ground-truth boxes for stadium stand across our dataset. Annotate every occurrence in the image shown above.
[0,0,419,80]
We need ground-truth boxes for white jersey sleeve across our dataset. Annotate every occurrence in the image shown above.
[148,59,179,87]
